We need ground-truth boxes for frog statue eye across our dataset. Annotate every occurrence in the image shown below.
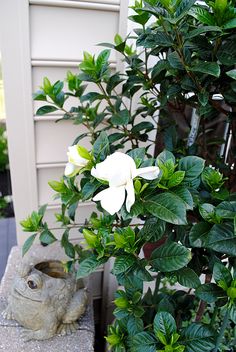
[26,273,43,290]
[27,280,38,290]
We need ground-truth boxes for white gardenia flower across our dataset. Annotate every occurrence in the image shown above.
[91,152,160,215]
[64,145,88,177]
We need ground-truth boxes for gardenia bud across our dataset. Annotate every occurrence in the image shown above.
[64,145,88,177]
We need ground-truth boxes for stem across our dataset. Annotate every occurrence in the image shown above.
[213,309,230,352]
[195,274,212,322]
[210,306,218,326]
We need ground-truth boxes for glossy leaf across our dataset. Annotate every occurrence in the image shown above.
[151,241,191,272]
[145,193,187,225]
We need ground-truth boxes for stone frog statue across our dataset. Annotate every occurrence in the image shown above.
[2,260,88,341]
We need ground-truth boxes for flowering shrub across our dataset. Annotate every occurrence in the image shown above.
[21,0,236,351]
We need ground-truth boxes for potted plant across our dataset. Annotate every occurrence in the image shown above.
[21,1,236,350]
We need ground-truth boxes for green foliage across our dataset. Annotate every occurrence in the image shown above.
[0,126,8,171]
[22,0,236,350]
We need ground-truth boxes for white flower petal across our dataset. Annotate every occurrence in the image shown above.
[125,180,135,212]
[93,186,126,215]
[67,145,87,167]
[64,162,76,177]
[92,152,136,187]
[133,166,160,180]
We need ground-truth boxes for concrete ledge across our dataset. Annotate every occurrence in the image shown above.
[0,244,94,351]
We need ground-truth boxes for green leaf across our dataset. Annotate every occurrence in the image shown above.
[129,12,150,25]
[226,69,236,80]
[182,323,216,352]
[131,332,157,352]
[168,171,185,188]
[185,26,221,39]
[127,316,144,336]
[92,131,110,160]
[61,230,75,258]
[175,267,201,289]
[151,241,191,272]
[128,148,145,167]
[77,255,102,278]
[156,150,175,164]
[151,60,169,80]
[33,90,47,101]
[223,18,236,29]
[39,229,57,245]
[145,193,187,225]
[178,156,205,181]
[195,283,226,303]
[96,49,110,70]
[216,201,236,219]
[139,217,166,242]
[217,40,236,66]
[38,204,47,216]
[199,203,215,221]
[189,222,212,248]
[113,255,136,275]
[48,180,67,193]
[168,51,184,70]
[189,6,215,25]
[175,0,197,18]
[172,187,193,210]
[36,105,58,115]
[154,311,176,339]
[207,222,236,256]
[213,262,232,288]
[22,234,37,256]
[111,109,130,125]
[191,62,220,77]
[131,122,154,133]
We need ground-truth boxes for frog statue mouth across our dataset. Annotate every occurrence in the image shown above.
[35,261,69,279]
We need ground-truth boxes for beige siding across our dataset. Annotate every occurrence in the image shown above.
[1,0,128,243]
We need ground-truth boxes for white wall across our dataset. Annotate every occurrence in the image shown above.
[0,0,128,243]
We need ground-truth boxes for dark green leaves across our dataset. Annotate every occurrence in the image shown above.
[206,222,236,256]
[139,217,166,242]
[111,109,130,125]
[39,229,57,245]
[130,332,156,352]
[113,255,136,275]
[182,323,216,352]
[145,193,187,225]
[168,51,184,70]
[190,62,220,78]
[195,283,226,303]
[189,222,212,247]
[189,6,215,25]
[151,241,191,272]
[92,131,110,160]
[22,234,37,256]
[178,156,205,182]
[175,267,201,289]
[36,105,58,115]
[217,40,236,66]
[154,311,176,338]
[77,255,103,279]
[213,262,232,289]
[61,230,75,258]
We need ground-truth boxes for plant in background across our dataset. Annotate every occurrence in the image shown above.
[22,0,236,351]
[0,125,8,172]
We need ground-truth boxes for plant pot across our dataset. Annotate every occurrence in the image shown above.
[143,237,166,259]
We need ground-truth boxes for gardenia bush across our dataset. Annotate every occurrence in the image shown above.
[21,0,236,351]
